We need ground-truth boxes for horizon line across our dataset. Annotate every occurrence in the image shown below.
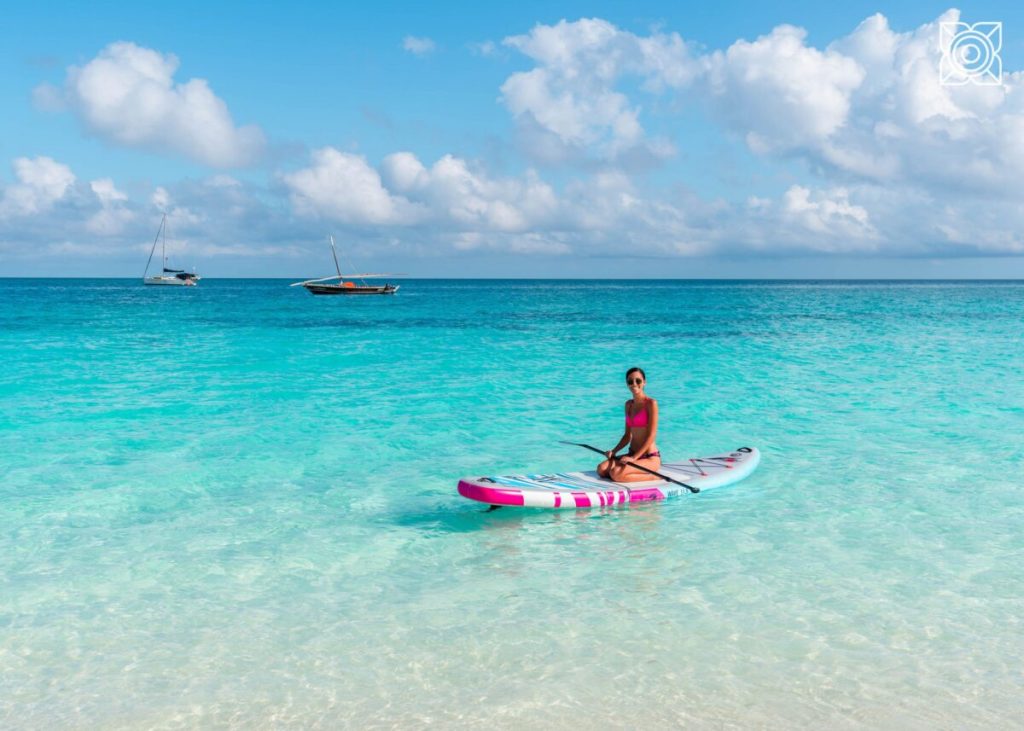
[5,276,1024,282]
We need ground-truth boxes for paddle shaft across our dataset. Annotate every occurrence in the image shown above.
[560,441,699,494]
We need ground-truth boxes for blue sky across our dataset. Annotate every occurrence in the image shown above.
[2,1,1023,277]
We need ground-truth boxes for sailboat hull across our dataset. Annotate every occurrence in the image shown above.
[144,276,197,286]
[303,284,399,295]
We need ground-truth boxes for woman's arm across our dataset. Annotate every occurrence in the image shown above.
[609,431,630,456]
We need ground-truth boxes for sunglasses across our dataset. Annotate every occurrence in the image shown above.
[627,377,644,385]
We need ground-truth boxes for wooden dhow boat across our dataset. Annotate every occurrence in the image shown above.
[291,236,400,296]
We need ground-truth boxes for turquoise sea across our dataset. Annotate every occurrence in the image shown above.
[1,279,1022,728]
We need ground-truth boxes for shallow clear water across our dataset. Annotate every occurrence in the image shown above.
[1,279,1022,728]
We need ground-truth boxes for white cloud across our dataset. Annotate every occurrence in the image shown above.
[500,18,695,163]
[381,152,559,232]
[151,186,171,211]
[1,167,324,264]
[86,178,134,234]
[700,10,1024,194]
[0,156,75,218]
[499,18,866,163]
[283,148,425,225]
[283,148,721,255]
[502,68,641,147]
[286,148,558,233]
[704,25,865,153]
[56,41,265,167]
[4,149,1024,266]
[499,13,1024,198]
[484,12,1024,262]
[277,135,1024,258]
[379,151,427,191]
[89,178,127,206]
[781,185,877,246]
[402,36,436,56]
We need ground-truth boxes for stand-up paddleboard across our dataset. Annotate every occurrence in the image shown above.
[458,447,760,509]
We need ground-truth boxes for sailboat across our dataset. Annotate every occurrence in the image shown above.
[291,235,399,295]
[143,214,199,286]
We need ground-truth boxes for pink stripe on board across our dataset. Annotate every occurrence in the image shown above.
[554,492,562,508]
[457,480,525,506]
[573,492,592,508]
[627,486,667,502]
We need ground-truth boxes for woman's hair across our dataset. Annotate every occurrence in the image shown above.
[626,367,646,381]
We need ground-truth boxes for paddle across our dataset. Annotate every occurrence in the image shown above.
[559,441,700,494]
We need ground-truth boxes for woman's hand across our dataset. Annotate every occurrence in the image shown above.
[605,450,617,460]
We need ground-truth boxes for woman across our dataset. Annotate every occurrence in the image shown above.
[597,367,661,483]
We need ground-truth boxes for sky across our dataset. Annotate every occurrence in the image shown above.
[1,0,1023,278]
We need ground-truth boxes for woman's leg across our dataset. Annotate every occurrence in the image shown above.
[609,456,662,483]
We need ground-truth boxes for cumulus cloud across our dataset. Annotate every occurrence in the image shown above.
[4,151,1023,267]
[0,157,76,218]
[488,12,1024,258]
[501,13,1024,195]
[703,25,865,153]
[0,158,143,259]
[696,10,1023,193]
[151,186,171,211]
[0,158,153,257]
[0,163,316,265]
[281,147,724,255]
[86,178,134,235]
[53,41,265,167]
[277,133,1024,258]
[402,36,436,55]
[283,148,425,225]
[781,185,878,247]
[380,151,559,231]
[285,147,558,232]
[689,10,1024,197]
[501,18,695,163]
[828,11,1023,191]
[135,176,311,258]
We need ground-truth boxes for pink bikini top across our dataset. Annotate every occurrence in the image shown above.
[625,402,649,429]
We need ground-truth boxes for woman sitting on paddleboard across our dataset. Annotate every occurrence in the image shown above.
[597,367,661,483]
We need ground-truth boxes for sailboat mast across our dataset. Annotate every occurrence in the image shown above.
[329,235,343,280]
[162,215,168,270]
[143,213,166,280]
